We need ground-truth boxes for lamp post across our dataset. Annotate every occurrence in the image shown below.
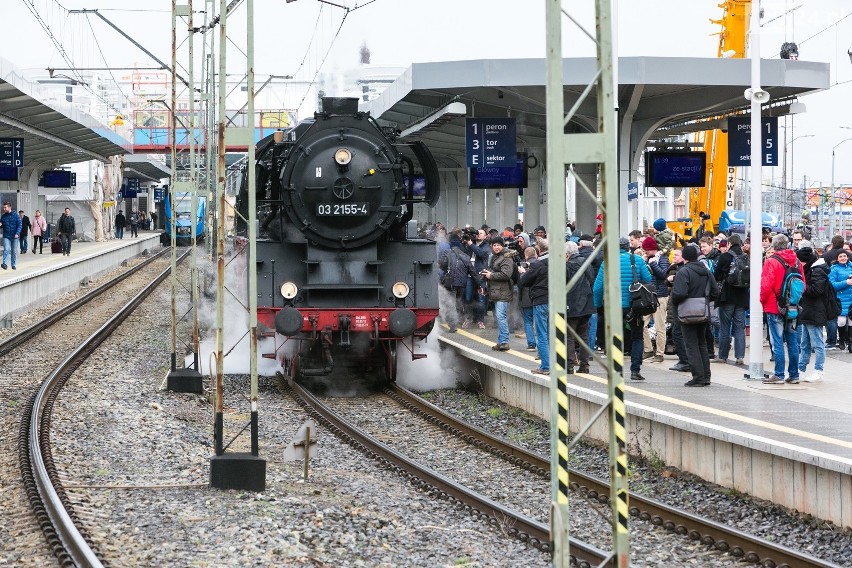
[830,135,852,237]
[782,133,814,226]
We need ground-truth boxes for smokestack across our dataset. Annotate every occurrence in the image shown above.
[360,42,370,65]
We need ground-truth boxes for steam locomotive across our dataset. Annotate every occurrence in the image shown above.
[236,97,441,387]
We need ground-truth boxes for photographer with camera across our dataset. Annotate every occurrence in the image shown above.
[481,237,515,351]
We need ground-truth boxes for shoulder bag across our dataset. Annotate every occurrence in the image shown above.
[677,268,712,324]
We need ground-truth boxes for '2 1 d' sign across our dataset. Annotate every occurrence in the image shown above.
[466,118,516,168]
[0,138,24,168]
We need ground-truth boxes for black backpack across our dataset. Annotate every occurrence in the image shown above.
[725,252,750,288]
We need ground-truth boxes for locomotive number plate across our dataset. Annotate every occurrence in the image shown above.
[316,203,369,216]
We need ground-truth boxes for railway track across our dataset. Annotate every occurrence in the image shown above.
[282,376,609,568]
[385,383,840,568]
[3,249,186,567]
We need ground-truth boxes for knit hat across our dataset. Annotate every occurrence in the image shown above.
[682,244,699,262]
[796,242,816,264]
[718,239,729,247]
[641,236,658,251]
[619,237,630,251]
[653,218,667,231]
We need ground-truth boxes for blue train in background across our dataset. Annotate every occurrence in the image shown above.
[161,191,206,246]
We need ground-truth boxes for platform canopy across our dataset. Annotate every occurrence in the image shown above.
[363,57,830,168]
[123,154,170,182]
[0,56,131,167]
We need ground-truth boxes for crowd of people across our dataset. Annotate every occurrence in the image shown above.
[431,216,849,388]
[0,205,158,269]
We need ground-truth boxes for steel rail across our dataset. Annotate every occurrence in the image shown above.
[388,384,841,568]
[18,250,189,568]
[0,248,170,358]
[284,378,608,568]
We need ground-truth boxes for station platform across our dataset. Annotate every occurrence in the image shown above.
[0,232,163,326]
[438,323,852,529]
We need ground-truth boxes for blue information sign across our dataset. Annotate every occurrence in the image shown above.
[466,118,516,168]
[0,138,24,167]
[627,182,639,201]
[154,188,165,202]
[727,117,778,167]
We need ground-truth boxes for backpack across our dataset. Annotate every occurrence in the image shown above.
[628,254,659,316]
[772,254,805,321]
[725,252,750,288]
[440,249,461,290]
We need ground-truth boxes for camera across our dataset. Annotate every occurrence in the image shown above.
[520,262,530,269]
[503,236,519,251]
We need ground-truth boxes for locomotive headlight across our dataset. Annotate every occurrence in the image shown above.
[334,148,352,166]
[392,281,410,299]
[281,281,298,300]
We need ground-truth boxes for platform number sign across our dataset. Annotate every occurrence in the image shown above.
[0,138,24,167]
[727,117,778,167]
[466,118,516,168]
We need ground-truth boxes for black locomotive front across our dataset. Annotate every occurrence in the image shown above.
[237,97,441,385]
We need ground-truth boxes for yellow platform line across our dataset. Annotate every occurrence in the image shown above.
[444,325,852,451]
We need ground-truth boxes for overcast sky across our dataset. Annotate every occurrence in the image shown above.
[3,0,851,187]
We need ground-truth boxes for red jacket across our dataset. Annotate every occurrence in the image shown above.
[759,248,805,315]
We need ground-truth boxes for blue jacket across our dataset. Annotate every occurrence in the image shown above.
[829,261,852,315]
[593,250,652,309]
[1,210,22,240]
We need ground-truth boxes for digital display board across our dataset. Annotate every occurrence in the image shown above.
[645,151,706,188]
[41,170,74,188]
[0,166,19,181]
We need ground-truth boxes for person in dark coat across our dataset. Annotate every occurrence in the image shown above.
[577,235,602,352]
[518,239,549,372]
[640,236,671,363]
[482,237,515,352]
[438,234,482,333]
[666,248,690,372]
[18,211,31,253]
[57,207,76,256]
[115,210,127,239]
[796,241,827,383]
[565,241,595,374]
[713,233,749,365]
[516,246,538,350]
[671,244,719,386]
[821,234,846,349]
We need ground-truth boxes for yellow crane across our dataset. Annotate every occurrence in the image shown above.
[674,0,751,237]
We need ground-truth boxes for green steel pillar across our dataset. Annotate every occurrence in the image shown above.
[545,1,629,565]
[543,1,570,565]
[596,2,631,566]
